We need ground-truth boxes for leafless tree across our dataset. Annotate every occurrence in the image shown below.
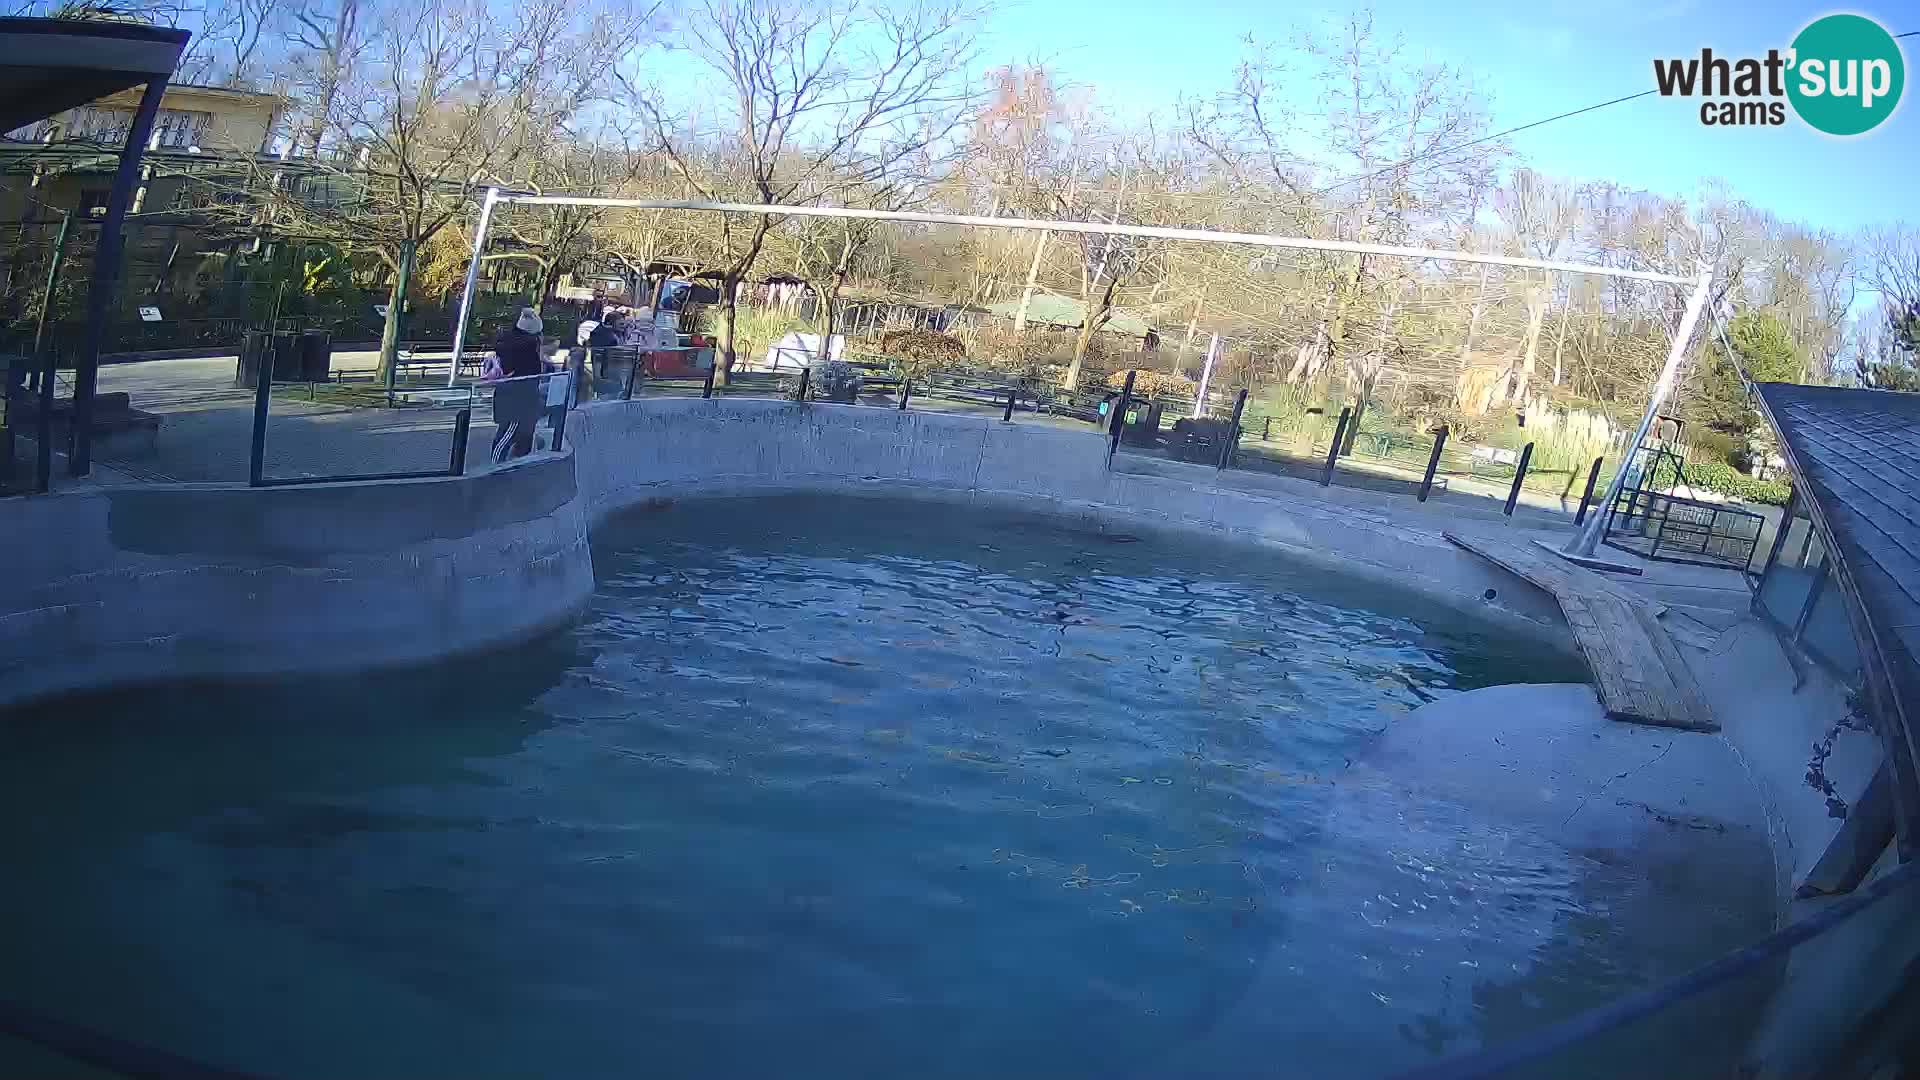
[622,0,985,384]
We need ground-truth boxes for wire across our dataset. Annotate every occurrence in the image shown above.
[1316,90,1660,196]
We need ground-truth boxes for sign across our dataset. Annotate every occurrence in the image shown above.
[137,306,162,322]
[372,304,389,317]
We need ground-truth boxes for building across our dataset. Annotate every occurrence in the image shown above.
[1751,382,1920,884]
[1,82,283,321]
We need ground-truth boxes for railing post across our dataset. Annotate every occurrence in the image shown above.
[1216,387,1248,470]
[449,407,471,475]
[898,379,911,410]
[1003,387,1016,422]
[248,344,274,487]
[1419,425,1448,502]
[1321,407,1350,486]
[795,367,811,402]
[701,358,717,399]
[623,351,640,400]
[1504,441,1534,516]
[1262,415,1272,441]
[1575,456,1604,525]
[1106,369,1136,468]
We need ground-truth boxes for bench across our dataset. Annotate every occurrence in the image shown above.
[1469,444,1521,478]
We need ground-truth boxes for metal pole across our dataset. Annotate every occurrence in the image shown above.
[1193,333,1219,418]
[1003,387,1016,422]
[1575,456,1604,525]
[1262,415,1272,441]
[623,351,640,400]
[1322,407,1350,486]
[898,379,911,410]
[1565,263,1714,556]
[449,408,471,475]
[1217,387,1248,470]
[72,77,167,477]
[1419,425,1448,502]
[1505,442,1534,516]
[446,187,500,387]
[702,358,717,399]
[8,211,67,480]
[501,196,1698,286]
[248,341,274,486]
[795,367,810,402]
[1106,369,1136,467]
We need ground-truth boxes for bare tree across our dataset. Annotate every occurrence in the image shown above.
[623,0,984,385]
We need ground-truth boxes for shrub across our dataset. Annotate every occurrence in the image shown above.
[808,358,863,402]
[1679,459,1792,505]
[1105,368,1196,400]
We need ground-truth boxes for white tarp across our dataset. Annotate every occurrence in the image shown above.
[759,332,843,371]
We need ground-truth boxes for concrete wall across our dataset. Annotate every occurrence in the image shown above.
[0,451,593,708]
[567,397,1574,645]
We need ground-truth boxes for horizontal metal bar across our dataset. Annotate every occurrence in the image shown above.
[499,196,1695,285]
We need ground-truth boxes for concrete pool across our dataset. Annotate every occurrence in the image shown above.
[0,493,1784,1079]
[1,395,1877,1077]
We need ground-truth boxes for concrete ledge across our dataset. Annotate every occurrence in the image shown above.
[567,397,1575,647]
[0,451,594,708]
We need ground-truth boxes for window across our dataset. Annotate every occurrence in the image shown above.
[1753,487,1864,685]
[60,107,211,149]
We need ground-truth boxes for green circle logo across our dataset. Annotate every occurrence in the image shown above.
[1787,13,1905,136]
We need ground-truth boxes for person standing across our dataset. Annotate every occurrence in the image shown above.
[488,307,545,462]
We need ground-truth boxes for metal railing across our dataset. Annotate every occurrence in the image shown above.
[1604,487,1766,573]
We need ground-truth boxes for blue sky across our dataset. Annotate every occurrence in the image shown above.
[977,0,1915,235]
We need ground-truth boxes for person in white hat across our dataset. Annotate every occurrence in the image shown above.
[489,307,546,461]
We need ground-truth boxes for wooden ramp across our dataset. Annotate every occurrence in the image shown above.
[1444,532,1718,733]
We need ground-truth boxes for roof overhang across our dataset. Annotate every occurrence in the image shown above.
[0,17,190,134]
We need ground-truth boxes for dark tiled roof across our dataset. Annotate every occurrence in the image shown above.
[1756,384,1920,638]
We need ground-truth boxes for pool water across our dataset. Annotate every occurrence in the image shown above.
[0,494,1736,1079]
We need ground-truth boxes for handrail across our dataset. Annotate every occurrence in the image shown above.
[1393,857,1920,1080]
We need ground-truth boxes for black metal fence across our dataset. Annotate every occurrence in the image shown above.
[1603,487,1766,573]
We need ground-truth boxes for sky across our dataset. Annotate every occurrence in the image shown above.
[975,0,1916,236]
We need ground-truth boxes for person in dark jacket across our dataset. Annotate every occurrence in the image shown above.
[490,307,545,462]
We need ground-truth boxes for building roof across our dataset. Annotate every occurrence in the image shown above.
[0,17,189,134]
[1755,382,1920,797]
[982,289,1154,337]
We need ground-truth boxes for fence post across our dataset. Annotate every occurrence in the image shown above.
[1419,425,1448,502]
[1574,453,1605,522]
[1262,415,1272,441]
[701,358,717,399]
[1216,387,1248,470]
[1003,387,1017,422]
[1504,442,1535,516]
[1106,369,1136,468]
[794,367,811,402]
[248,344,274,487]
[898,379,911,410]
[1321,407,1350,487]
[622,351,641,400]
[449,407,471,475]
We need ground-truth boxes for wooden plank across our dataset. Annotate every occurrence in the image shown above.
[1444,532,1718,732]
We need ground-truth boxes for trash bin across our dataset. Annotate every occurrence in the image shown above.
[298,330,332,382]
[1121,401,1163,447]
[235,329,269,388]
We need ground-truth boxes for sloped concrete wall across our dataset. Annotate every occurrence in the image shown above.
[0,451,593,708]
[567,397,1572,644]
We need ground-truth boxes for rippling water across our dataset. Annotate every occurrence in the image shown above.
[0,495,1765,1079]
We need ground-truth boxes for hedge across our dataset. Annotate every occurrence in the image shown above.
[1681,459,1791,506]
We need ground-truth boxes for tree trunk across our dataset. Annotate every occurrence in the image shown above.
[1513,283,1548,405]
[715,275,740,386]
[375,240,414,387]
[1550,304,1570,386]
[811,278,838,362]
[1013,230,1047,332]
[1064,276,1119,391]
